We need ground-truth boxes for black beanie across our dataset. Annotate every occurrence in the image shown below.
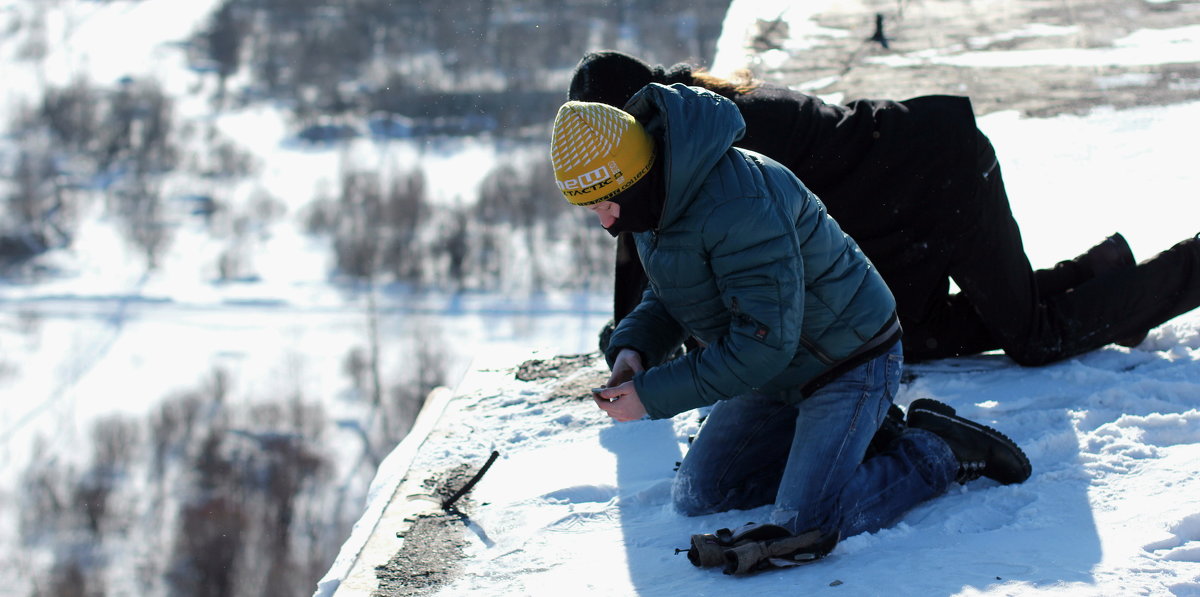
[568,51,694,108]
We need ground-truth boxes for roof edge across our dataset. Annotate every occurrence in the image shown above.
[313,385,456,597]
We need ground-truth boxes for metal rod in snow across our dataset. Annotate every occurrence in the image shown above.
[442,450,500,511]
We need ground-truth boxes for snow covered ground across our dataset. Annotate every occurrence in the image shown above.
[321,1,1200,595]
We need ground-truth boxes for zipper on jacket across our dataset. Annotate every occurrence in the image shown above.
[730,297,771,343]
[732,297,831,360]
[982,154,999,181]
[730,297,746,321]
[799,335,835,365]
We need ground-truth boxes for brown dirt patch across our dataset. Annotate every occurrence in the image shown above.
[371,461,492,596]
[514,353,609,403]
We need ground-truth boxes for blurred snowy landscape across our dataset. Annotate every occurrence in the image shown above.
[0,0,725,594]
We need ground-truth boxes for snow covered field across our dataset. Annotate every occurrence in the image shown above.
[322,1,1200,595]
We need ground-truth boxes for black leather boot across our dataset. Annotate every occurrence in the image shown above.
[1039,232,1135,297]
[907,399,1031,485]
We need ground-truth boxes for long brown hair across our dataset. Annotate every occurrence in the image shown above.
[689,69,762,99]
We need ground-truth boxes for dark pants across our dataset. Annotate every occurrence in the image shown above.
[903,134,1200,365]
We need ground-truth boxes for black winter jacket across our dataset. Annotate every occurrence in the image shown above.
[731,88,983,325]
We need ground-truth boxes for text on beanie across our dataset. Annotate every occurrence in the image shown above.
[550,101,655,206]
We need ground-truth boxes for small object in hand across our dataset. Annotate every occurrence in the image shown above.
[592,387,619,402]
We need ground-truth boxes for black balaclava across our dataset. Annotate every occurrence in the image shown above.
[568,51,694,108]
[603,156,664,238]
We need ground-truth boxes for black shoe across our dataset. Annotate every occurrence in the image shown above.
[906,399,1032,485]
[1041,232,1136,299]
[864,403,906,461]
[1082,232,1135,279]
[1115,330,1148,348]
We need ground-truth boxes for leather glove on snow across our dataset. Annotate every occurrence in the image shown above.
[687,522,839,575]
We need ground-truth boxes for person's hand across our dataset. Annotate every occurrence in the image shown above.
[593,382,648,422]
[608,348,644,387]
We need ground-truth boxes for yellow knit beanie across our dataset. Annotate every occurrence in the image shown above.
[550,101,655,206]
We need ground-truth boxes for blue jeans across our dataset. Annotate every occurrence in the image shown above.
[672,342,958,538]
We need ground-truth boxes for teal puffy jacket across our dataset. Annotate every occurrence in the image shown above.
[604,83,899,419]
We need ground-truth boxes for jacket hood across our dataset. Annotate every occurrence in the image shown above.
[623,83,746,229]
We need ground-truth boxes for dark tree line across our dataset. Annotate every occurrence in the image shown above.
[4,79,181,272]
[303,155,612,293]
[195,0,731,135]
[2,77,178,273]
[2,75,260,276]
[4,0,729,280]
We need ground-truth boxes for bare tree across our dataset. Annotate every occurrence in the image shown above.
[205,0,245,103]
[39,77,101,155]
[1,147,68,274]
[111,177,170,269]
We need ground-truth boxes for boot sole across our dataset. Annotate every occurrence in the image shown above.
[907,399,1032,485]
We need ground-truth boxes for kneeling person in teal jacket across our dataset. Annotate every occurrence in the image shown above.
[549,84,1031,574]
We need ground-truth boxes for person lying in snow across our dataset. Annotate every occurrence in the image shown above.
[570,50,1200,366]
[548,85,1031,574]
